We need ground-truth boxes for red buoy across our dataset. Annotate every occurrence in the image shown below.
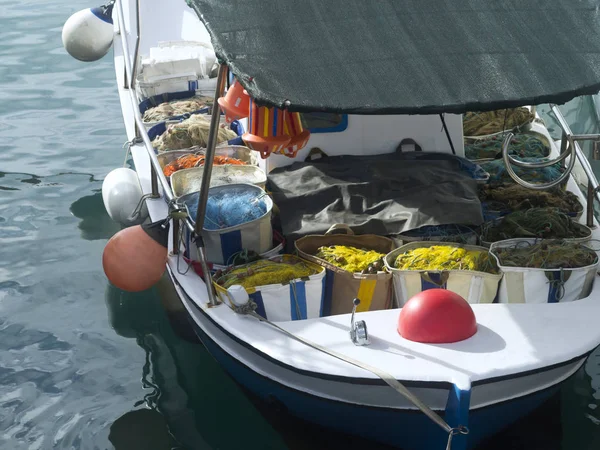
[398,289,477,343]
[102,222,169,292]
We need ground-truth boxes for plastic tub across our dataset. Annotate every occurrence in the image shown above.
[384,241,502,305]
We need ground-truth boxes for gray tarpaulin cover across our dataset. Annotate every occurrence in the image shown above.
[266,153,483,244]
[186,0,600,114]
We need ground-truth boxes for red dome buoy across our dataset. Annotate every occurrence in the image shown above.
[398,289,477,343]
[102,221,169,292]
[217,79,250,123]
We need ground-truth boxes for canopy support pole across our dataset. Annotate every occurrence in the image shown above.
[439,114,456,155]
[193,64,228,306]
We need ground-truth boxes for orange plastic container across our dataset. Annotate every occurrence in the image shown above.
[242,100,291,159]
[279,111,311,157]
[217,79,250,123]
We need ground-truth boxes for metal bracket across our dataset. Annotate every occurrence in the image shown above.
[350,299,370,346]
[593,140,600,160]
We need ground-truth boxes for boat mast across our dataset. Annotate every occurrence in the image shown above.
[193,64,228,306]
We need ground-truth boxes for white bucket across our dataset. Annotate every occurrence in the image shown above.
[489,238,599,303]
[384,241,502,305]
[171,165,267,198]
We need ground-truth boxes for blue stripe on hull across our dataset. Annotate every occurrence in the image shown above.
[189,319,559,450]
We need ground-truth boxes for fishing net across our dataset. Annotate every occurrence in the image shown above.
[163,154,245,177]
[464,133,550,160]
[492,240,598,269]
[480,157,563,186]
[478,184,582,218]
[153,114,238,151]
[215,258,318,289]
[393,245,499,274]
[398,224,477,243]
[183,187,269,230]
[315,245,386,274]
[481,207,591,243]
[463,107,535,136]
[142,96,213,122]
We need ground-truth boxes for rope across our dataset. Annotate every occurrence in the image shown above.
[482,207,590,243]
[492,239,597,269]
[122,137,142,167]
[231,305,469,447]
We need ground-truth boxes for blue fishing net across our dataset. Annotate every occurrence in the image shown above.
[465,134,550,160]
[183,187,269,230]
[480,157,563,186]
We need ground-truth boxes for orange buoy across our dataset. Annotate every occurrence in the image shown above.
[102,221,169,292]
[398,289,477,343]
[242,100,291,159]
[279,111,311,158]
[217,79,250,123]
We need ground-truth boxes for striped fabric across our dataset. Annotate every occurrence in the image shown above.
[202,215,273,265]
[215,266,327,322]
[393,270,501,306]
[245,102,288,156]
[497,266,597,303]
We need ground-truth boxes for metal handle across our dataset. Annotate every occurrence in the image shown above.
[350,299,370,346]
[501,131,575,190]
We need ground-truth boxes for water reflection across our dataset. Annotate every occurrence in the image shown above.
[104,278,287,449]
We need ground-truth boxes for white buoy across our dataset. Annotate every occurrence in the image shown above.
[102,168,148,226]
[62,3,115,62]
[227,285,250,307]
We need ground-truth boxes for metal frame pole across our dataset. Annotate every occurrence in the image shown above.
[194,65,228,232]
[551,105,600,228]
[131,0,141,91]
[192,64,228,306]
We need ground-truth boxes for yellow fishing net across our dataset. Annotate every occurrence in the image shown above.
[394,246,498,274]
[316,245,386,273]
[216,259,318,289]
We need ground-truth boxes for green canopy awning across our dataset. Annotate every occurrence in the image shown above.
[187,0,600,114]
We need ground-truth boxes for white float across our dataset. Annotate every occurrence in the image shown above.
[62,4,115,62]
[102,168,148,226]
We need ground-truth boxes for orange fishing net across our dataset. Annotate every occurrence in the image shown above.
[163,155,246,177]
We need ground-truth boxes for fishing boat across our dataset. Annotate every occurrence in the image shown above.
[62,1,600,449]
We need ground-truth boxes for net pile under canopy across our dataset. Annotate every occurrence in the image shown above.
[215,259,318,289]
[463,108,535,136]
[394,245,498,274]
[143,96,213,122]
[482,207,590,243]
[153,115,238,151]
[480,157,563,186]
[315,245,386,274]
[493,240,598,269]
[465,133,550,160]
[478,184,583,218]
[183,187,269,230]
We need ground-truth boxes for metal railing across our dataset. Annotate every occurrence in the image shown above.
[502,105,600,228]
